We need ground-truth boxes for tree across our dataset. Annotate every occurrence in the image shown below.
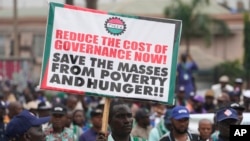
[65,0,98,9]
[86,0,98,9]
[65,0,74,5]
[243,12,250,88]
[164,0,229,54]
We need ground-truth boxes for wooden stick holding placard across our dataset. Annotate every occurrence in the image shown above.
[101,97,112,133]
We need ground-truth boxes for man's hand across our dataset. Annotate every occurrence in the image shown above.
[96,132,108,141]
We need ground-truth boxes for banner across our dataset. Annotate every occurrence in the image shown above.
[39,2,182,104]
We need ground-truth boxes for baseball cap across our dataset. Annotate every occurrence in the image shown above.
[193,95,204,103]
[178,86,185,92]
[171,106,190,120]
[216,108,238,122]
[205,90,214,97]
[235,78,243,84]
[5,110,50,139]
[38,101,52,110]
[23,101,39,110]
[243,90,250,98]
[90,108,103,117]
[135,108,150,121]
[230,103,245,111]
[51,104,67,115]
[219,75,229,82]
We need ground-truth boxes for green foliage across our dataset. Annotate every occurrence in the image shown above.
[243,13,250,77]
[214,60,245,84]
[164,0,230,52]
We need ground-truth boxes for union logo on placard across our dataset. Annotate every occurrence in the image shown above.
[105,17,126,36]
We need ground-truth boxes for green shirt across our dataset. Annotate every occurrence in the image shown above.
[44,125,74,141]
[148,119,168,141]
[108,134,147,141]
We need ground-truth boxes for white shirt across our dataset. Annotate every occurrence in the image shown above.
[211,83,233,98]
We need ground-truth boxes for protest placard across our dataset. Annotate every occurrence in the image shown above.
[39,2,182,105]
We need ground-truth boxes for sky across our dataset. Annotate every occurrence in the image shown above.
[0,0,249,10]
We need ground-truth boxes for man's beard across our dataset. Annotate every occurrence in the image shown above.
[172,123,188,134]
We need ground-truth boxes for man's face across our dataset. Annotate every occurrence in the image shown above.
[66,98,77,110]
[26,126,45,141]
[154,105,166,116]
[109,105,133,137]
[205,96,214,104]
[177,92,185,99]
[91,115,102,129]
[51,114,66,129]
[73,111,85,126]
[171,118,189,134]
[218,119,237,137]
[217,99,228,108]
[198,123,212,140]
[193,100,203,110]
[138,115,150,128]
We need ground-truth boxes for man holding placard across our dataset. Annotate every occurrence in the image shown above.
[96,101,146,141]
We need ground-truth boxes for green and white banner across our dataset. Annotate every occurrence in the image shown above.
[39,2,182,105]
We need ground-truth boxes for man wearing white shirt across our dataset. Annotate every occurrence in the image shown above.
[211,75,233,100]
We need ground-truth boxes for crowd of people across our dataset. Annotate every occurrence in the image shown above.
[0,53,249,141]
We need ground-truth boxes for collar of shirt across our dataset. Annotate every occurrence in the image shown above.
[108,134,133,141]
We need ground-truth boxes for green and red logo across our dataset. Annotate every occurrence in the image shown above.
[105,17,126,36]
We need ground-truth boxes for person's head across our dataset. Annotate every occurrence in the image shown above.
[6,110,50,141]
[164,108,173,131]
[66,95,78,111]
[204,90,214,105]
[152,103,166,117]
[217,93,230,108]
[135,108,150,129]
[229,91,241,103]
[90,108,103,130]
[234,78,243,89]
[34,86,45,98]
[180,53,188,63]
[37,101,52,117]
[72,109,85,127]
[216,108,238,138]
[8,101,23,119]
[230,103,245,125]
[108,102,133,137]
[170,106,190,134]
[51,103,67,130]
[198,119,213,140]
[192,95,204,112]
[219,75,230,88]
[176,86,186,100]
